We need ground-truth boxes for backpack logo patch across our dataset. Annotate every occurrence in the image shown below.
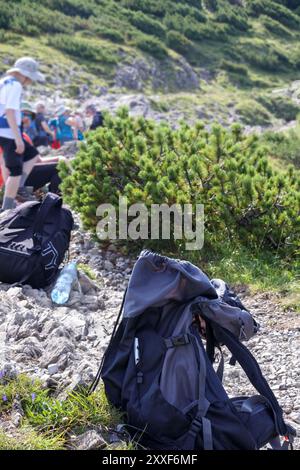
[42,241,58,270]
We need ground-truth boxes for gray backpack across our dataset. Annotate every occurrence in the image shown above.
[91,250,296,450]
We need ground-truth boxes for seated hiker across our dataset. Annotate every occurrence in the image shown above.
[19,132,64,196]
[0,57,44,211]
[85,104,104,131]
[1,145,65,198]
[34,102,55,147]
[55,105,77,145]
[48,117,61,149]
[21,102,38,144]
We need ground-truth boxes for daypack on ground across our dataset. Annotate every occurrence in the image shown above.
[91,250,296,450]
[0,193,73,288]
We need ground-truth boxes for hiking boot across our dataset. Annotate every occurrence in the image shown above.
[16,187,37,203]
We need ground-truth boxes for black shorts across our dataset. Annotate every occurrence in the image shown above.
[0,136,38,176]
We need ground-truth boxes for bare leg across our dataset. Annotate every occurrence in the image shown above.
[2,175,21,209]
[20,156,39,187]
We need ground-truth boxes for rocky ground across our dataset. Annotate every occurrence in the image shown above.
[0,218,299,449]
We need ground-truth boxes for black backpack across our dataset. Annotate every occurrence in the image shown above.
[0,193,73,288]
[91,250,296,450]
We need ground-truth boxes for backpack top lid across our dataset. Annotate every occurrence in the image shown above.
[123,250,218,319]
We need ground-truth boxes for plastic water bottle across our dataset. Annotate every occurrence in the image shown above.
[51,262,78,305]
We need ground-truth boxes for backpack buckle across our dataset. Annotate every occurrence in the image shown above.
[165,334,190,349]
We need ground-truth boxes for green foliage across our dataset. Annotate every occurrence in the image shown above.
[47,35,118,64]
[184,19,230,42]
[238,40,291,72]
[166,31,194,56]
[0,373,123,446]
[260,15,293,37]
[262,126,300,168]
[220,60,249,77]
[215,4,249,32]
[203,0,217,11]
[1,0,300,77]
[236,100,271,126]
[0,427,64,450]
[247,0,300,29]
[257,94,300,122]
[40,0,95,18]
[135,35,168,59]
[0,29,23,45]
[121,0,167,18]
[95,27,124,44]
[127,10,166,39]
[59,109,300,259]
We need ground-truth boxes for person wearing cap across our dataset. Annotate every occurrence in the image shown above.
[55,105,76,145]
[21,101,38,144]
[0,57,44,211]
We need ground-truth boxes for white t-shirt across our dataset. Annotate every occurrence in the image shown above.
[0,76,23,139]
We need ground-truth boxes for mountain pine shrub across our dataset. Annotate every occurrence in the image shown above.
[59,108,300,258]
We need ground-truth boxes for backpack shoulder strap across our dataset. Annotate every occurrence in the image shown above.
[212,323,288,436]
[32,193,62,248]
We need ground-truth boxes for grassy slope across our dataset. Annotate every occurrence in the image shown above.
[0,1,300,125]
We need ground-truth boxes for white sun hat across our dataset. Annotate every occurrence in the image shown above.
[7,57,45,82]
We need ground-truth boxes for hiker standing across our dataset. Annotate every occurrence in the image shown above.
[0,57,44,211]
[34,102,55,147]
[85,104,104,130]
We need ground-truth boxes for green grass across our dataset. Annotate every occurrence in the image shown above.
[78,263,98,280]
[0,427,64,450]
[0,374,126,449]
[175,243,299,312]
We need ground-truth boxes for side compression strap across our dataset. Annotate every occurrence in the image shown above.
[89,288,127,393]
[184,331,213,450]
[213,323,287,436]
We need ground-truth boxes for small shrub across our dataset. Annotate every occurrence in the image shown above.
[121,0,166,18]
[203,0,218,11]
[59,109,300,258]
[238,40,291,72]
[220,60,249,77]
[40,0,95,19]
[166,31,194,56]
[47,35,118,64]
[215,6,250,32]
[164,13,185,33]
[127,11,166,39]
[135,35,168,59]
[173,4,206,22]
[96,28,124,43]
[184,19,230,42]
[236,99,271,126]
[260,15,293,37]
[257,94,300,122]
[247,0,300,29]
[262,127,300,168]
